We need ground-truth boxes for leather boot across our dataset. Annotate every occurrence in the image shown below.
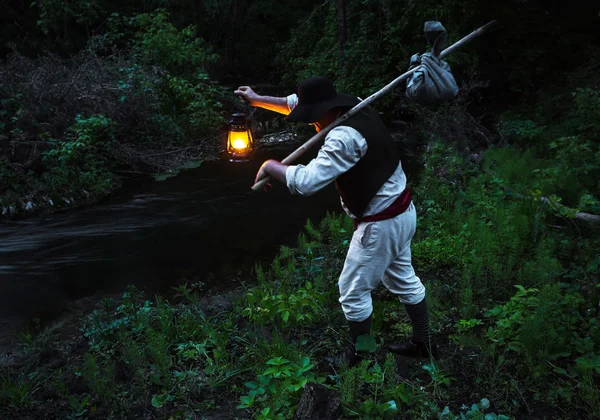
[389,298,438,358]
[388,339,439,358]
[324,314,372,368]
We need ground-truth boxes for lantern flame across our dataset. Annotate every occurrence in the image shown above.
[232,138,248,150]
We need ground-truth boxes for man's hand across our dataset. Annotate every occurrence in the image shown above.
[235,86,260,107]
[254,159,288,191]
[234,87,291,115]
[254,161,273,192]
[255,160,271,184]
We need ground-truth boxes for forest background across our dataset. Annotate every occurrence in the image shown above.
[1,1,600,419]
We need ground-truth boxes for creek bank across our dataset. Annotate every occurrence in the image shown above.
[0,145,218,221]
[0,125,304,221]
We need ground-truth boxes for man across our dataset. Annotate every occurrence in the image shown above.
[235,76,436,365]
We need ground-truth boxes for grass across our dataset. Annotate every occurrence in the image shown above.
[2,97,600,419]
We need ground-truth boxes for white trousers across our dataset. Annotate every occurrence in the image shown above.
[338,202,426,322]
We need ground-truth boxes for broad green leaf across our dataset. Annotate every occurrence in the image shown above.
[267,357,290,366]
[151,393,167,408]
[355,335,376,353]
[553,367,569,376]
[384,400,398,413]
[237,395,254,409]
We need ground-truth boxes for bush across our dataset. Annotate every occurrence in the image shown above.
[484,283,600,413]
[42,114,117,196]
[126,9,219,78]
[486,284,598,375]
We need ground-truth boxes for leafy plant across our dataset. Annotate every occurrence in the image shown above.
[66,395,89,419]
[243,281,325,328]
[238,356,325,418]
[127,9,219,77]
[422,362,454,390]
[486,283,599,389]
[0,369,37,408]
[440,398,511,420]
[78,352,116,402]
[42,114,117,197]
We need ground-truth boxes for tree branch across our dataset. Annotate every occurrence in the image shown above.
[539,195,600,223]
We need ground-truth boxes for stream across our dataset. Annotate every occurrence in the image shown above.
[0,136,341,346]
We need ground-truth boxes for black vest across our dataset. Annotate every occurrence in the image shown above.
[334,107,400,217]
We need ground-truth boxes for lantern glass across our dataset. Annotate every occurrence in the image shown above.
[227,129,253,152]
[227,113,254,160]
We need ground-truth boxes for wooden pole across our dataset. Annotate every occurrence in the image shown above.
[251,20,497,191]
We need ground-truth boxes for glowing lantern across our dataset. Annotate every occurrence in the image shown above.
[227,113,254,161]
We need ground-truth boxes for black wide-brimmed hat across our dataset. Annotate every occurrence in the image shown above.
[286,76,360,124]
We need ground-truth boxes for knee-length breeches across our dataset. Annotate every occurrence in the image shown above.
[338,202,426,322]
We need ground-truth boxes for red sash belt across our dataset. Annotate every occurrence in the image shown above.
[354,188,412,230]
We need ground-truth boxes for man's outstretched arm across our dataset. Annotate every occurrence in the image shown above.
[234,86,292,115]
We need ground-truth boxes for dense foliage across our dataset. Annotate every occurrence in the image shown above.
[1,0,599,418]
[0,16,230,216]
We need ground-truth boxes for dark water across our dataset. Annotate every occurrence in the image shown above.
[0,139,340,333]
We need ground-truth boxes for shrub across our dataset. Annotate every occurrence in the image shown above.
[42,114,117,196]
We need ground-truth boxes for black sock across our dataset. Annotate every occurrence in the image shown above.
[347,314,372,343]
[404,298,431,345]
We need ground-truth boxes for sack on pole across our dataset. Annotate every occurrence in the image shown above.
[406,21,459,106]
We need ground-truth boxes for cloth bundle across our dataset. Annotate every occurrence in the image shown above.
[406,21,459,106]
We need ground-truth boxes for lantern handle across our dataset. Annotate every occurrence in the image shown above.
[251,19,498,191]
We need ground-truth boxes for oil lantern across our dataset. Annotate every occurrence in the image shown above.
[227,113,254,161]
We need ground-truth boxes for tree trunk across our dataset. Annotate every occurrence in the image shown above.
[336,0,346,69]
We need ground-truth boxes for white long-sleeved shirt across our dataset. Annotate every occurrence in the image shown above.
[284,94,407,218]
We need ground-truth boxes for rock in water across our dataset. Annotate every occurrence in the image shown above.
[294,383,341,420]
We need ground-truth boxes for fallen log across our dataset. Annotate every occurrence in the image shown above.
[508,189,600,223]
[540,195,600,223]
